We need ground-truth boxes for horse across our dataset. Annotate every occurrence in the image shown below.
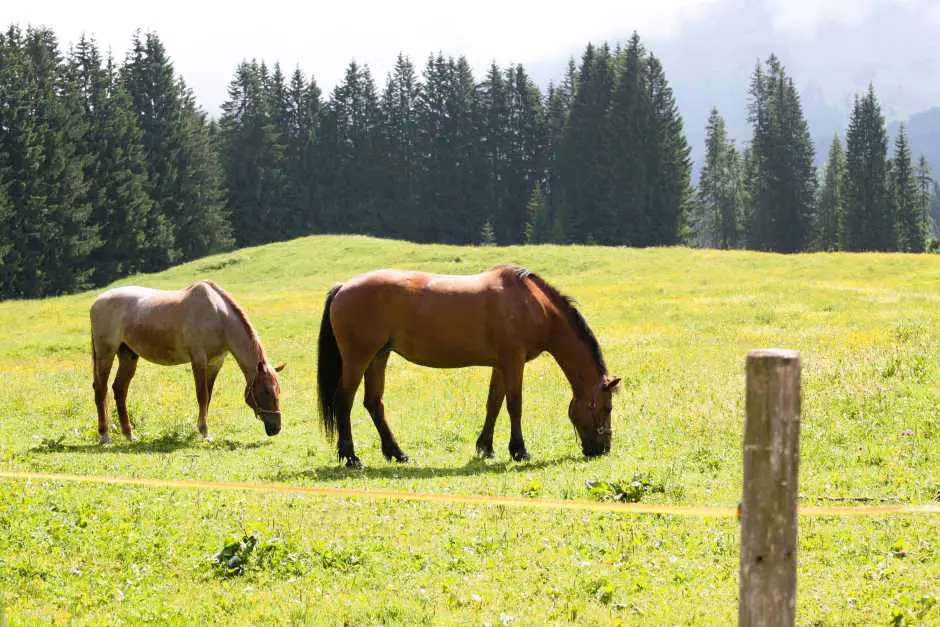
[316,264,621,468]
[89,280,285,443]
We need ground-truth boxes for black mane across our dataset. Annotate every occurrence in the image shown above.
[509,265,607,375]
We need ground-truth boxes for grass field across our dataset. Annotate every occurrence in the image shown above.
[0,234,938,625]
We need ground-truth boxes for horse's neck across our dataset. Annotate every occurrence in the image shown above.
[547,319,600,397]
[221,308,264,381]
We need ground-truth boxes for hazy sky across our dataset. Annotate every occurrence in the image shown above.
[5,0,913,116]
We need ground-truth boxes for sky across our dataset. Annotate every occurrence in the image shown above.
[5,0,916,116]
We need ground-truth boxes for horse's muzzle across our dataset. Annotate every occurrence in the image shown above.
[582,438,611,458]
[261,415,282,436]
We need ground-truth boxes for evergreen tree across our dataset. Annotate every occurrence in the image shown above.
[502,64,545,244]
[317,61,384,234]
[643,53,692,246]
[815,135,845,251]
[891,124,925,252]
[608,34,650,244]
[558,43,614,243]
[122,31,181,256]
[698,107,743,248]
[476,62,510,242]
[0,26,96,297]
[744,56,816,252]
[542,59,575,243]
[844,85,892,251]
[285,67,321,234]
[415,54,482,243]
[524,181,551,243]
[916,155,936,240]
[175,82,233,257]
[380,54,421,240]
[72,37,173,283]
[218,60,288,246]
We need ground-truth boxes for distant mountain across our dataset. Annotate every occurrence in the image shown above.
[526,0,940,179]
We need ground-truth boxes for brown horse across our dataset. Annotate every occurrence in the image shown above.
[317,264,620,468]
[90,280,285,443]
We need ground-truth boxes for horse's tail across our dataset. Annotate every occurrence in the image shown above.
[317,284,344,442]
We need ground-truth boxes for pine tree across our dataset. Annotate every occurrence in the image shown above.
[218,60,287,246]
[644,53,693,246]
[608,34,649,244]
[891,124,924,252]
[542,59,575,243]
[743,56,816,252]
[175,83,233,257]
[844,85,892,251]
[380,54,421,240]
[524,181,551,243]
[317,61,384,234]
[503,64,545,244]
[122,32,181,257]
[0,26,96,297]
[284,67,322,235]
[416,54,483,243]
[815,135,845,251]
[916,155,936,241]
[698,107,743,248]
[479,218,497,245]
[558,43,614,243]
[72,37,173,283]
[476,62,510,242]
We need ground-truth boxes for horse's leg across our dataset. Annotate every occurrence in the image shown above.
[93,344,117,444]
[206,356,225,406]
[112,344,139,442]
[363,349,408,463]
[501,353,530,462]
[475,366,505,459]
[336,353,371,469]
[190,353,212,440]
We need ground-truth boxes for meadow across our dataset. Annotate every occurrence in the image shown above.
[0,235,938,625]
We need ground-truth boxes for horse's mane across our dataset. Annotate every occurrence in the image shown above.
[508,265,608,376]
[201,280,266,360]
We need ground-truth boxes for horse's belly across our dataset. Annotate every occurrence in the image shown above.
[392,338,496,369]
[122,327,190,365]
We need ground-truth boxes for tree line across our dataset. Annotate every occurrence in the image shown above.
[1,25,936,300]
[694,55,938,253]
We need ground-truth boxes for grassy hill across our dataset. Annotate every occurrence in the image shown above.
[0,235,938,624]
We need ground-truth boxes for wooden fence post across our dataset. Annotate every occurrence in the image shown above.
[739,349,801,627]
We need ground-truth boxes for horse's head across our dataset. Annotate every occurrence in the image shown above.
[245,360,285,436]
[569,374,621,457]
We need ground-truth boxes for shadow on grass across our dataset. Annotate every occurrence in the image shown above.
[28,430,271,455]
[267,453,584,482]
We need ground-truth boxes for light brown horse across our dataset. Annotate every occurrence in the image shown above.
[317,264,620,468]
[90,280,285,443]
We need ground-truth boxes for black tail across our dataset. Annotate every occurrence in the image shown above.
[317,284,344,441]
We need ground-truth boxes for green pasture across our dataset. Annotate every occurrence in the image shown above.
[0,235,937,624]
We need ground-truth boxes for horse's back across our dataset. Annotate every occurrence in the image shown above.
[90,283,223,365]
[331,266,548,367]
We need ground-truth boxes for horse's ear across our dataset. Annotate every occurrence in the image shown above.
[604,376,622,392]
[274,362,286,372]
[257,360,265,373]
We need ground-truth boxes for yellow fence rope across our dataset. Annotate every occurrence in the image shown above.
[1,471,938,517]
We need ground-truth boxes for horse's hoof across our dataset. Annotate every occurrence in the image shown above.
[476,446,495,459]
[99,433,112,445]
[511,450,530,462]
[345,456,363,469]
[393,452,409,464]
[201,432,213,442]
[124,433,138,442]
